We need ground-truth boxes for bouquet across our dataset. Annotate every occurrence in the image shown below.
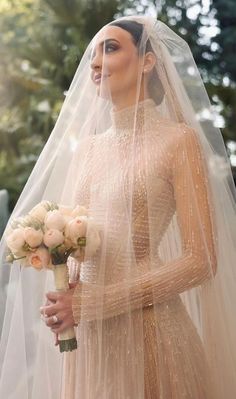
[5,200,101,352]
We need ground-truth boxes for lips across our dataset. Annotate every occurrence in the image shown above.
[93,72,110,84]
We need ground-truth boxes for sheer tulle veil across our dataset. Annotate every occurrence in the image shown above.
[0,14,236,399]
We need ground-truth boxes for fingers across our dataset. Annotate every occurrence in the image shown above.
[51,324,64,334]
[40,288,76,333]
[40,304,57,318]
[69,282,77,289]
[50,319,73,334]
[40,292,60,316]
[40,291,68,317]
[42,312,76,334]
[45,297,56,306]
[46,291,60,302]
[44,315,62,328]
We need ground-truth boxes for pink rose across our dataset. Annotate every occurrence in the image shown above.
[45,210,66,231]
[43,229,64,248]
[28,247,50,270]
[23,227,43,248]
[65,216,87,245]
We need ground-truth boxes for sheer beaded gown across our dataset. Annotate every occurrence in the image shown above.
[64,99,217,399]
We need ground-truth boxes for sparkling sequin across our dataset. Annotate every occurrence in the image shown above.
[66,99,217,399]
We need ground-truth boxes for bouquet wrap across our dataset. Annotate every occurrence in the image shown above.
[53,263,77,353]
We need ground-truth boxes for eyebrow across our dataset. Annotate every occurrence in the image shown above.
[97,38,120,46]
[89,38,120,59]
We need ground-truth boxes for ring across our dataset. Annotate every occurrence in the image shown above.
[52,315,59,324]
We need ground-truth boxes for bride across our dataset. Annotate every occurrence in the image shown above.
[0,15,236,399]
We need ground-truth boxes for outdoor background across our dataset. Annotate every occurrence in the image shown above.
[0,0,235,221]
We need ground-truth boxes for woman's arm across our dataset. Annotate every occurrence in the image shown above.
[72,125,217,322]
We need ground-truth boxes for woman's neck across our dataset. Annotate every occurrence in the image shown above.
[112,92,148,112]
[110,98,159,131]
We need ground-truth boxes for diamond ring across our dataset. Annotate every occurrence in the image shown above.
[52,315,59,324]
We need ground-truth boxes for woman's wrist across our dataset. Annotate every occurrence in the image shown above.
[72,281,105,322]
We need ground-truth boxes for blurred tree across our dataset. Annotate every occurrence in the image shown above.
[150,0,236,139]
[0,0,46,209]
[150,0,236,180]
[207,0,236,141]
[151,0,209,68]
[0,0,235,210]
[0,0,130,210]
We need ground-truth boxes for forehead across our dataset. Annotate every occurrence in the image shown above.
[93,26,134,46]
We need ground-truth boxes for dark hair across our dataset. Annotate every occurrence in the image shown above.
[110,20,164,105]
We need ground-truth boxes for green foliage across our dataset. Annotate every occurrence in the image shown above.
[0,0,128,210]
[207,0,236,142]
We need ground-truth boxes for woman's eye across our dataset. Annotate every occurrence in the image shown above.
[104,44,118,53]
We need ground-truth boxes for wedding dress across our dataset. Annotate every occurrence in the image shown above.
[0,16,236,399]
[62,99,217,398]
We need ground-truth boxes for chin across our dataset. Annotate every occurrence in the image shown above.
[95,81,127,103]
[96,84,114,101]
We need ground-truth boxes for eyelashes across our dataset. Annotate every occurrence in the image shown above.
[104,43,119,53]
[89,41,119,60]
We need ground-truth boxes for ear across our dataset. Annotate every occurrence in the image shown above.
[143,52,156,74]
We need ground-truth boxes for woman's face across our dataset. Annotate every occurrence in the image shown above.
[90,26,144,107]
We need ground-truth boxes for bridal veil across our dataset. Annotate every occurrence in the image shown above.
[0,15,236,399]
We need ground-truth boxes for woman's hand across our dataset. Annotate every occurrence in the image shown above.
[41,296,59,345]
[40,282,78,334]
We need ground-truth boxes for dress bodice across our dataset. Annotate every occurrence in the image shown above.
[72,98,216,323]
[74,99,177,283]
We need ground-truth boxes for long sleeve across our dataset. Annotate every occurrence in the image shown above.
[67,256,81,283]
[72,125,217,322]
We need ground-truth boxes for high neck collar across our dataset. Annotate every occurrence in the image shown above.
[110,98,160,131]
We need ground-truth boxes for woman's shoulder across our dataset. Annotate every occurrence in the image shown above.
[158,119,198,147]
[157,117,195,135]
[150,120,201,168]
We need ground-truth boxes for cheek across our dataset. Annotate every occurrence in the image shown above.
[108,53,139,79]
[98,52,141,99]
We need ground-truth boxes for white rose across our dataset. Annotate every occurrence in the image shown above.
[6,248,27,261]
[6,228,25,253]
[71,205,89,218]
[4,224,13,237]
[43,229,64,248]
[23,227,43,248]
[27,247,50,270]
[45,210,66,231]
[86,227,101,257]
[29,203,48,223]
[65,216,87,245]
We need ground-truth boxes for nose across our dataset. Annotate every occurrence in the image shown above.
[90,50,103,71]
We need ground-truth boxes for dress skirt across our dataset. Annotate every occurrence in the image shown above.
[61,295,216,399]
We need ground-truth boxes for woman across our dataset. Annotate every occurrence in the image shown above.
[0,15,236,399]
